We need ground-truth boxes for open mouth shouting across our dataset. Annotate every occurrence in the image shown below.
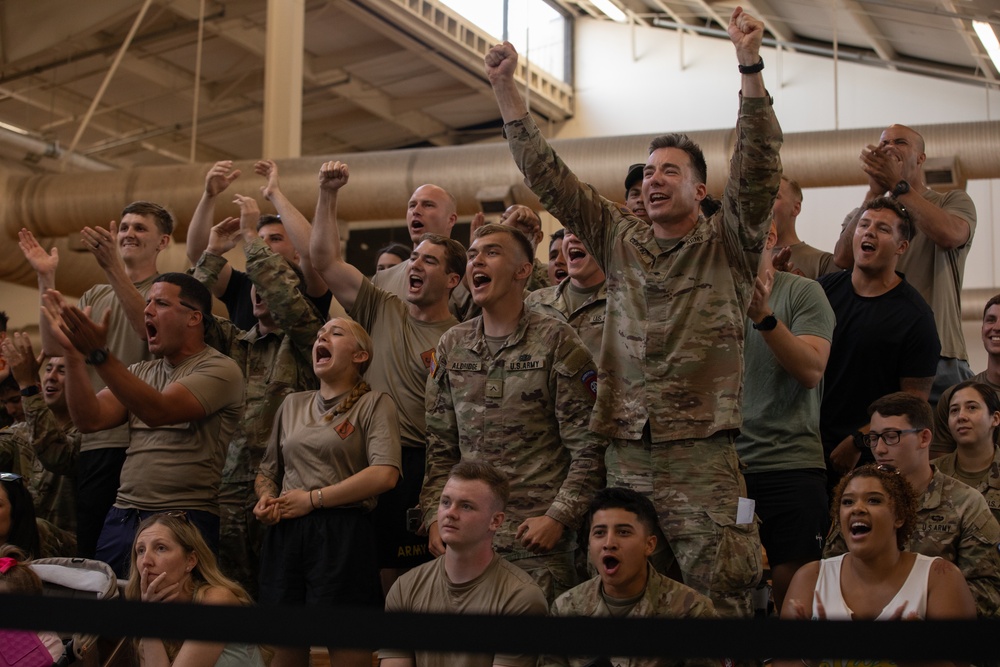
[601,554,621,576]
[145,320,159,347]
[471,271,491,290]
[848,519,872,538]
[408,272,424,294]
[314,343,333,368]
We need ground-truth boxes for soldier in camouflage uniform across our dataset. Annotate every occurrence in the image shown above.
[525,231,606,359]
[420,224,606,603]
[935,450,1000,525]
[191,196,321,597]
[0,375,30,478]
[486,7,777,616]
[2,337,77,534]
[933,380,1000,524]
[543,487,717,667]
[825,392,1000,616]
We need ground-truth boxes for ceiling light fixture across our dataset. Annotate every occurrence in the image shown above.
[590,0,627,23]
[973,20,1000,73]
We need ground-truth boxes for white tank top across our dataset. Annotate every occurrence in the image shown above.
[813,553,938,620]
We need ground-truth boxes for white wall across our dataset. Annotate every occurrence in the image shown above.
[551,18,1000,293]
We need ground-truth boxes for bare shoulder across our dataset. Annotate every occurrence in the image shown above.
[926,556,977,619]
[198,585,242,606]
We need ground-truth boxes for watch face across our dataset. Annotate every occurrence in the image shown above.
[88,349,108,365]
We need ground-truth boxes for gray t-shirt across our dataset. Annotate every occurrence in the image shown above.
[350,279,456,448]
[380,553,547,667]
[259,389,401,512]
[77,277,156,452]
[116,346,244,513]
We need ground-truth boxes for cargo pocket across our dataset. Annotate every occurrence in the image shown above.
[705,507,763,592]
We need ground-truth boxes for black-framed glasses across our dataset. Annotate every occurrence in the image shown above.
[875,463,899,474]
[177,301,198,311]
[155,510,189,523]
[862,428,922,449]
[0,472,24,483]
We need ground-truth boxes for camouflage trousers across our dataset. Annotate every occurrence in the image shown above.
[606,431,762,618]
[506,549,578,605]
[219,481,266,600]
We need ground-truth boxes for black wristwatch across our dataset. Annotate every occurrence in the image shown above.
[753,314,778,331]
[20,385,40,397]
[891,180,910,197]
[85,348,110,366]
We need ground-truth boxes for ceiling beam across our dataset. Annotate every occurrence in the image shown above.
[745,0,796,44]
[939,0,998,80]
[836,0,898,66]
[167,0,455,146]
[648,0,701,36]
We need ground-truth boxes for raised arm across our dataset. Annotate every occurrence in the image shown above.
[19,229,62,356]
[2,335,78,474]
[309,161,366,312]
[240,199,324,359]
[186,161,241,297]
[255,159,328,298]
[190,216,242,294]
[722,6,782,252]
[746,272,832,389]
[729,7,766,98]
[45,293,209,429]
[484,42,528,124]
[80,221,147,339]
[40,292,127,432]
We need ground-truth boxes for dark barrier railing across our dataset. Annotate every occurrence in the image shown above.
[2,594,998,661]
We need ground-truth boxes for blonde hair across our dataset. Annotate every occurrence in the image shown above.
[332,318,374,376]
[317,318,374,419]
[125,514,252,606]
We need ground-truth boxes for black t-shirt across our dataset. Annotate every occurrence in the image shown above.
[221,268,332,331]
[818,270,940,460]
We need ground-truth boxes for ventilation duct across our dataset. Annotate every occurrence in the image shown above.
[1,119,997,293]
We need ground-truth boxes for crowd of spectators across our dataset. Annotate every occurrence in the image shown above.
[0,6,995,666]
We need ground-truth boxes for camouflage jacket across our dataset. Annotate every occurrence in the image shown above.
[194,238,320,484]
[421,308,607,556]
[527,258,550,292]
[21,394,77,531]
[935,447,1000,526]
[0,424,26,475]
[542,566,717,667]
[525,280,607,360]
[825,467,1000,616]
[505,95,782,442]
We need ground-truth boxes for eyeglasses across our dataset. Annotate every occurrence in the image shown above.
[0,472,24,483]
[177,301,199,311]
[875,463,899,474]
[862,428,922,449]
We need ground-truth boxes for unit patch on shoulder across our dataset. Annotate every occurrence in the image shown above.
[581,369,598,398]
